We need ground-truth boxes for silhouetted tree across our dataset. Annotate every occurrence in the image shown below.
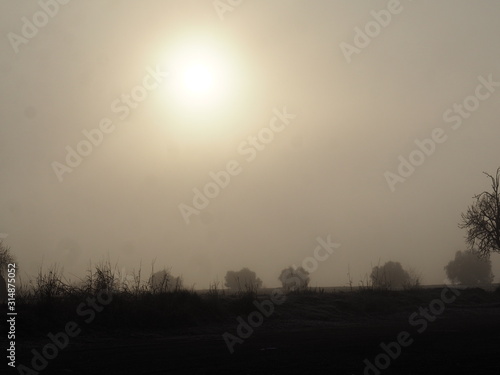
[459,167,500,257]
[224,268,262,292]
[149,269,183,293]
[370,261,411,289]
[278,266,310,291]
[444,250,494,285]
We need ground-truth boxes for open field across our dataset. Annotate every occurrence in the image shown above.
[197,283,500,294]
[5,287,500,374]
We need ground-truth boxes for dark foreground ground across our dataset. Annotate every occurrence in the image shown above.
[6,289,500,374]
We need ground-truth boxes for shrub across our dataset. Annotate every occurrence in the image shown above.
[278,266,310,291]
[370,261,411,290]
[444,250,494,285]
[224,268,262,293]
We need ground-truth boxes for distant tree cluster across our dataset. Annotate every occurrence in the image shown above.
[278,266,310,291]
[444,250,494,285]
[149,269,183,293]
[370,261,419,290]
[223,266,312,293]
[224,268,262,292]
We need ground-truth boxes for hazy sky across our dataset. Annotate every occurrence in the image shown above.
[1,0,499,288]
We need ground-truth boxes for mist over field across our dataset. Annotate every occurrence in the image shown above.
[1,0,500,290]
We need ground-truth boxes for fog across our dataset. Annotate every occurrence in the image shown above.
[1,0,499,289]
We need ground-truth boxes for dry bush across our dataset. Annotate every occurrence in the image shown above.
[34,264,69,301]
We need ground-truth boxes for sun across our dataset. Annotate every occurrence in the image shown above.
[155,34,247,138]
[165,39,233,110]
[181,63,215,96]
[182,63,215,95]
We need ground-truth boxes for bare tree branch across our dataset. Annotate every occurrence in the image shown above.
[459,167,500,257]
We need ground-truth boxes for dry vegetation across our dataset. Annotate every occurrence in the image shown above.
[8,260,500,339]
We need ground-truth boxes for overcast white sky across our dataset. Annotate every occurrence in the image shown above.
[1,0,499,288]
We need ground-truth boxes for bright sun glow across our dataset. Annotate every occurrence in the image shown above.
[181,63,215,96]
[166,39,233,110]
[157,34,246,138]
